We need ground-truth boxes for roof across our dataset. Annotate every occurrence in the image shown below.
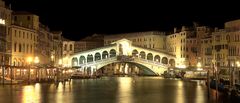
[12,11,37,15]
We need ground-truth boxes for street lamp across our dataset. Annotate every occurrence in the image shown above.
[27,56,33,84]
[197,62,203,71]
[34,56,39,64]
[34,56,40,81]
[237,61,240,84]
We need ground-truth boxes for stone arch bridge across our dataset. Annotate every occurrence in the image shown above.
[68,39,176,76]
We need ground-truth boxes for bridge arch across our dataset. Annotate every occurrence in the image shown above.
[110,49,116,57]
[95,52,101,61]
[87,54,94,63]
[102,51,108,59]
[140,51,146,59]
[79,56,86,64]
[169,59,175,66]
[132,49,138,57]
[154,55,160,62]
[72,57,78,66]
[147,53,153,61]
[96,61,158,76]
[162,57,168,64]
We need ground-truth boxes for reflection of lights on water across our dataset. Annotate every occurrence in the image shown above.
[195,83,205,103]
[22,85,40,103]
[175,81,185,103]
[117,77,133,103]
[124,64,128,74]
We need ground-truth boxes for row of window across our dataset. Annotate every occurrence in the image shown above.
[169,33,186,38]
[64,44,73,51]
[14,16,31,21]
[132,38,155,42]
[13,30,37,41]
[142,44,155,48]
[14,43,34,53]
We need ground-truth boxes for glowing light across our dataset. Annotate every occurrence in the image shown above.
[197,62,201,68]
[176,65,186,69]
[237,61,240,67]
[124,64,128,74]
[0,19,5,25]
[58,59,62,65]
[119,41,131,55]
[34,56,39,64]
[27,57,33,64]
[22,86,39,103]
[117,77,133,103]
[197,68,203,71]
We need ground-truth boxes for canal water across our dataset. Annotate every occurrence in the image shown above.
[0,77,237,103]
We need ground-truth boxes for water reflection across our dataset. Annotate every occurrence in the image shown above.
[0,77,231,103]
[175,81,185,103]
[117,77,133,103]
[22,84,40,103]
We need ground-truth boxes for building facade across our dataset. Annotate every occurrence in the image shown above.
[74,34,103,53]
[166,26,196,68]
[104,31,166,51]
[52,31,63,66]
[0,0,11,66]
[10,25,37,66]
[38,24,54,65]
[62,38,75,67]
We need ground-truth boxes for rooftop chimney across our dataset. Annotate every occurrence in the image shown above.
[174,27,177,33]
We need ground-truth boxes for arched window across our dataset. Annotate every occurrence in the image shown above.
[110,49,116,57]
[14,43,17,52]
[147,53,153,61]
[102,51,108,59]
[140,51,146,59]
[87,54,94,63]
[19,43,21,52]
[64,44,67,51]
[22,43,25,53]
[26,44,29,53]
[162,57,168,64]
[30,45,33,53]
[95,52,101,61]
[70,44,73,51]
[79,56,86,64]
[132,49,138,57]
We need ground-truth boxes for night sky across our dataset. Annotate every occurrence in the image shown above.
[5,0,240,40]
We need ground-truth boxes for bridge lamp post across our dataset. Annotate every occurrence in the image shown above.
[197,62,202,71]
[34,56,39,81]
[237,61,240,84]
[58,59,63,82]
[27,56,33,84]
[51,55,55,66]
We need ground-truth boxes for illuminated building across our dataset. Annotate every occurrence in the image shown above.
[37,24,54,65]
[74,34,103,53]
[0,0,11,66]
[167,24,214,68]
[62,38,75,67]
[166,26,195,68]
[52,31,63,66]
[104,31,166,51]
[103,31,166,75]
[10,25,37,66]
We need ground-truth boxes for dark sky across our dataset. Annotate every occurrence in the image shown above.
[5,0,240,40]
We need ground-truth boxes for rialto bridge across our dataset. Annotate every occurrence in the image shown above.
[68,39,176,76]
